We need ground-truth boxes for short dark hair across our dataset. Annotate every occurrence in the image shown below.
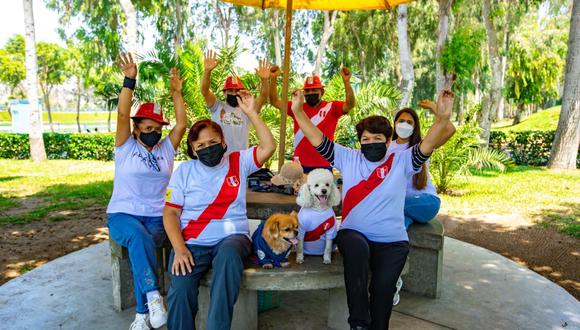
[186,119,225,159]
[355,115,392,142]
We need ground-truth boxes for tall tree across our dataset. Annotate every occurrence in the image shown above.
[22,0,46,162]
[36,42,70,133]
[549,0,580,169]
[480,0,501,145]
[0,35,26,98]
[119,0,137,53]
[435,0,454,95]
[313,11,338,76]
[397,4,415,108]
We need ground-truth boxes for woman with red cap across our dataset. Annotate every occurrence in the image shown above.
[107,53,188,330]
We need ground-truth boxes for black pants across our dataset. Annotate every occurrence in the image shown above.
[336,229,410,330]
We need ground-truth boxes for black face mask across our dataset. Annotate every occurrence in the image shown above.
[196,144,227,167]
[139,131,162,148]
[305,93,320,107]
[361,142,387,162]
[226,94,239,107]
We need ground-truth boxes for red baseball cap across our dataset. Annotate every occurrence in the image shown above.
[222,76,245,91]
[131,102,170,125]
[303,75,324,90]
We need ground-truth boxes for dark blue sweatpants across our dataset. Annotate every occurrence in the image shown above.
[166,234,251,330]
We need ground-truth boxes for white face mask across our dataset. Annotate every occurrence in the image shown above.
[396,122,414,139]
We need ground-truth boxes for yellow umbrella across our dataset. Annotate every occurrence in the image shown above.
[221,0,415,170]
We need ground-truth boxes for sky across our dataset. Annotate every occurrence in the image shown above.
[0,0,261,71]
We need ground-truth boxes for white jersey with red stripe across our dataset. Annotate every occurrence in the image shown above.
[387,141,438,196]
[297,208,337,255]
[334,144,419,243]
[165,147,261,246]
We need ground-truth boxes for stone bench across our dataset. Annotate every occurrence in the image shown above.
[109,219,444,321]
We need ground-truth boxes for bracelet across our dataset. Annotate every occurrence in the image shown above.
[123,77,136,90]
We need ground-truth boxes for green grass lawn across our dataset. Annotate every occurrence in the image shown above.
[0,111,113,124]
[441,166,580,237]
[0,160,113,224]
[1,160,578,237]
[493,106,561,131]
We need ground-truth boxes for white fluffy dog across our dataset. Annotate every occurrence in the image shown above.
[295,168,341,264]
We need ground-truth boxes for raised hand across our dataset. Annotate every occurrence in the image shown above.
[418,99,438,115]
[204,50,219,71]
[115,52,137,79]
[237,90,257,115]
[270,65,281,78]
[256,58,271,80]
[292,89,305,113]
[170,67,183,93]
[340,66,351,82]
[436,90,454,121]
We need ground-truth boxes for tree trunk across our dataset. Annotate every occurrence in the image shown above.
[119,0,137,53]
[272,10,282,66]
[22,0,46,162]
[549,0,580,169]
[313,11,338,76]
[397,4,415,109]
[215,0,232,48]
[40,85,54,133]
[481,0,502,145]
[457,92,465,125]
[513,103,524,125]
[107,101,112,133]
[435,0,453,95]
[76,76,82,133]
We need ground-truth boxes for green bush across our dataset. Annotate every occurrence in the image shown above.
[490,130,580,167]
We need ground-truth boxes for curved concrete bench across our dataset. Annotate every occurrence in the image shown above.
[110,219,444,329]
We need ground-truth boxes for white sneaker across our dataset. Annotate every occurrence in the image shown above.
[130,313,151,330]
[148,296,168,329]
[393,277,403,306]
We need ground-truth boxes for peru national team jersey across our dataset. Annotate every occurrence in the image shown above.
[287,100,344,167]
[297,208,337,255]
[333,144,421,243]
[165,147,261,246]
[387,141,438,196]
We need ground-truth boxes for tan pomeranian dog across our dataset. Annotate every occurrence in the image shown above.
[252,212,299,269]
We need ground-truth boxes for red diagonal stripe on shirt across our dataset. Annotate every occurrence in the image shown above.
[341,153,395,223]
[182,152,241,240]
[304,216,335,242]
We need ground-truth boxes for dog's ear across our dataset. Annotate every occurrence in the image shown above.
[296,183,314,208]
[289,211,299,227]
[266,215,280,238]
[329,182,341,207]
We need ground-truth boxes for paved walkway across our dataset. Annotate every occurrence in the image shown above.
[0,238,578,330]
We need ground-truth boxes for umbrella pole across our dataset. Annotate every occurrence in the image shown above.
[277,0,293,171]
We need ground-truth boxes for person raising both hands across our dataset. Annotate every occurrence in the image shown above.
[201,50,271,153]
[107,53,188,330]
[269,66,355,173]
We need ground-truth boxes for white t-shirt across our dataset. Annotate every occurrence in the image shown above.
[107,137,176,217]
[387,141,438,196]
[165,147,261,246]
[297,208,337,255]
[334,144,420,243]
[209,100,250,153]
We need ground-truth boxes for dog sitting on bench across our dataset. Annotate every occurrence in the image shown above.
[295,169,341,264]
[252,213,300,268]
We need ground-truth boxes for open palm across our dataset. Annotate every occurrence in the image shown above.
[204,50,219,71]
[116,53,137,79]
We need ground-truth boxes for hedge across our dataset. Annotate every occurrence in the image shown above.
[489,130,580,167]
[1,131,578,167]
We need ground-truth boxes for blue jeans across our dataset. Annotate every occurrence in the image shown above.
[167,234,251,330]
[107,213,166,314]
[404,193,441,229]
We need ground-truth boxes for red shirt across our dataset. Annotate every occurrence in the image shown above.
[287,100,345,167]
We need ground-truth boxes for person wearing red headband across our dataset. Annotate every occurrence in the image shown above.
[201,50,270,153]
[270,67,355,173]
[107,53,188,330]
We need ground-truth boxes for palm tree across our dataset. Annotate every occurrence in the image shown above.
[22,0,46,162]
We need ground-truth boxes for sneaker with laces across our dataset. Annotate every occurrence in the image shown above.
[148,296,168,328]
[130,313,151,330]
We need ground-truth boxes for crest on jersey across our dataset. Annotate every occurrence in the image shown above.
[376,166,390,179]
[153,103,161,114]
[226,175,240,187]
[257,249,266,260]
[323,222,331,231]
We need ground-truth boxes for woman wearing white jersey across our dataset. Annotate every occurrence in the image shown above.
[107,53,188,330]
[290,89,456,330]
[163,91,275,330]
